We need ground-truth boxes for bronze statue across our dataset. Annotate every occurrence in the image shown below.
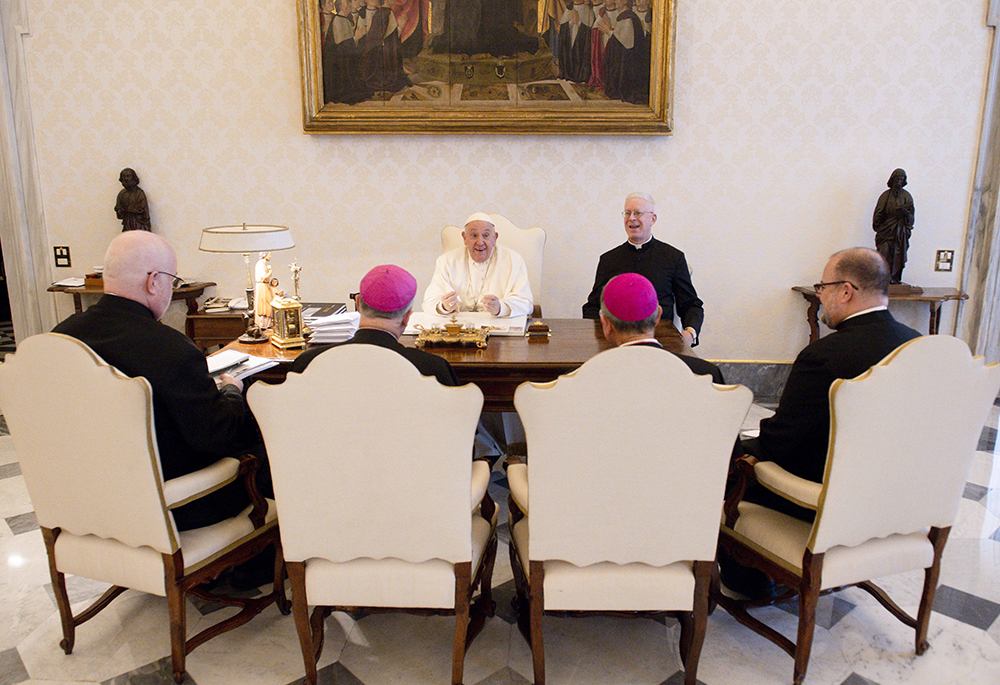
[114,168,151,232]
[872,168,914,284]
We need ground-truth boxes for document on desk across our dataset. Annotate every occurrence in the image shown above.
[52,277,85,287]
[402,312,528,336]
[209,351,278,384]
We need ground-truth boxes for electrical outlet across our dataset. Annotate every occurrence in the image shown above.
[53,246,71,268]
[934,250,954,272]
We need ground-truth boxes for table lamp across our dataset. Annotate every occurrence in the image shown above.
[198,224,295,343]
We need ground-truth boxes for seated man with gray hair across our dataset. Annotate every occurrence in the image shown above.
[423,212,533,318]
[292,264,458,386]
[600,272,725,382]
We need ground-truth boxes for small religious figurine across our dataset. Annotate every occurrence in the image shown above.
[872,168,915,284]
[255,252,278,328]
[289,260,302,301]
[114,168,151,232]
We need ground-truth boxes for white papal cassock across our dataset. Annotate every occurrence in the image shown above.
[422,245,533,317]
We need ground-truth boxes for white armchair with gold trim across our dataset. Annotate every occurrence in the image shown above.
[508,345,752,685]
[0,333,287,684]
[718,335,1000,684]
[247,343,497,685]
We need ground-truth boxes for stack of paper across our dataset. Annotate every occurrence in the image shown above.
[307,311,360,344]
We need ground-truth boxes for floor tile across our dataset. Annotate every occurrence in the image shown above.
[840,675,881,685]
[964,483,989,501]
[6,512,37,535]
[102,656,196,684]
[0,462,21,479]
[979,426,997,453]
[933,585,1000,631]
[775,594,857,630]
[0,647,30,685]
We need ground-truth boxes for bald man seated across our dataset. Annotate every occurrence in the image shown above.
[423,212,533,318]
[52,231,270,532]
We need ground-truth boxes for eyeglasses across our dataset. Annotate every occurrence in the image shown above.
[813,280,858,293]
[621,211,647,219]
[148,271,184,289]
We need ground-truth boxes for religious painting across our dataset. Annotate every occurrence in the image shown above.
[298,0,675,134]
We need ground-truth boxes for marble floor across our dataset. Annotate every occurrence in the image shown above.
[1,400,999,685]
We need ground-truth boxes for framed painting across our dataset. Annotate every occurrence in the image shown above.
[298,0,675,134]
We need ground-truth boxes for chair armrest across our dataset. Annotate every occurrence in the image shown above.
[754,461,822,511]
[507,463,528,516]
[723,455,757,528]
[471,460,490,510]
[163,457,241,509]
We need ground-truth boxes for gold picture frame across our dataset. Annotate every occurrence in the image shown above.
[298,0,675,134]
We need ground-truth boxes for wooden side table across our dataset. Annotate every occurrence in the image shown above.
[185,310,249,353]
[792,286,967,342]
[49,281,215,314]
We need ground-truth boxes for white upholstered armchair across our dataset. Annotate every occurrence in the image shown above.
[507,345,753,685]
[442,214,546,317]
[247,343,497,685]
[0,333,286,684]
[718,335,1000,684]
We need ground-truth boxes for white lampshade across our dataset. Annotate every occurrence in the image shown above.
[199,224,295,253]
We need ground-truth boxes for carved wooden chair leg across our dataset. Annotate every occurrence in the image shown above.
[707,558,720,616]
[528,560,546,685]
[287,562,318,685]
[452,562,472,685]
[163,552,187,684]
[793,552,824,685]
[42,528,76,654]
[680,560,712,685]
[916,526,949,655]
[273,539,290,615]
[480,533,498,615]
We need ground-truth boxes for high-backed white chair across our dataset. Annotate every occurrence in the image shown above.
[0,333,286,684]
[718,335,1000,684]
[247,344,498,685]
[507,345,752,685]
[442,214,546,317]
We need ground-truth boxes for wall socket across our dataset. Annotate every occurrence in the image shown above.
[53,246,71,268]
[934,249,954,272]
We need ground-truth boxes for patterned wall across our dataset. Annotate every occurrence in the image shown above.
[21,0,992,360]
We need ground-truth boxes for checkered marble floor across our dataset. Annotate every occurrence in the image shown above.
[1,400,999,685]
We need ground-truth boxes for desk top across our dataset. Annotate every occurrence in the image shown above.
[220,318,690,367]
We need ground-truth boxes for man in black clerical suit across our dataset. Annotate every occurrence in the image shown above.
[53,231,267,532]
[584,192,705,346]
[291,264,458,386]
[742,247,921,521]
[599,272,724,383]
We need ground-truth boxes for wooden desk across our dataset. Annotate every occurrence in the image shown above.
[221,319,691,412]
[792,286,967,342]
[186,310,248,352]
[48,281,215,314]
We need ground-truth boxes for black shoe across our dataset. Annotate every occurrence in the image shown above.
[718,550,779,601]
[231,547,276,591]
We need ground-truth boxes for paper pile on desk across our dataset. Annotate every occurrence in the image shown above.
[208,350,279,383]
[403,312,527,337]
[307,311,360,344]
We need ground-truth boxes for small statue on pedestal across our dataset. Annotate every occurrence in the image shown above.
[872,168,915,285]
[289,260,302,301]
[254,252,284,328]
[114,168,151,232]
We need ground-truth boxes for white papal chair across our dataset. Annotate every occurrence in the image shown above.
[247,343,498,685]
[442,214,546,317]
[507,345,752,685]
[0,333,286,684]
[718,335,1000,684]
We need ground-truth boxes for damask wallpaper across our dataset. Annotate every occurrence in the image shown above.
[18,0,992,360]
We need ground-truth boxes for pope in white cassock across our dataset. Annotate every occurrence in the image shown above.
[423,212,534,317]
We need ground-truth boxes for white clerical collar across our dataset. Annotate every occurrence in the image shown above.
[844,305,887,322]
[628,235,653,249]
[619,337,661,348]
